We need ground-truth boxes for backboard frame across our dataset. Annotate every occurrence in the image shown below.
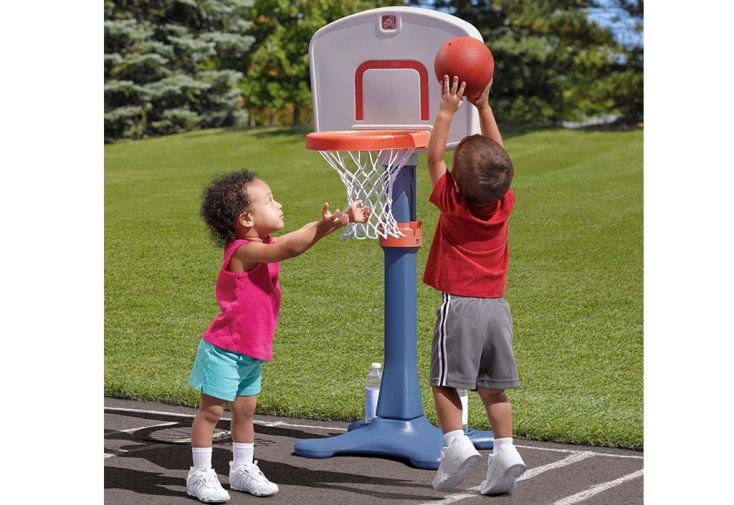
[309,6,485,150]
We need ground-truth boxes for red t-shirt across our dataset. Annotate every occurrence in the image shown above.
[423,171,515,298]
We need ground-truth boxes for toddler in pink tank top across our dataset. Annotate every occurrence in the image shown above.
[185,170,370,502]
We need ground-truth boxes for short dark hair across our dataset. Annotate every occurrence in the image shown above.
[452,135,513,206]
[200,170,257,246]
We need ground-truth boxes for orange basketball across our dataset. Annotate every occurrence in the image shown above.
[434,36,494,100]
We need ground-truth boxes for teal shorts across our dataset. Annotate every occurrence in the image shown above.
[188,339,264,401]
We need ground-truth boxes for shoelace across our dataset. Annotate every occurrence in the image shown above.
[201,470,222,489]
[242,461,265,480]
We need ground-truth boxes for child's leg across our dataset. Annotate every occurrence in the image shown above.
[230,395,256,443]
[431,385,464,434]
[431,385,481,491]
[228,395,278,496]
[187,393,230,503]
[476,387,513,438]
[230,395,256,468]
[429,295,483,490]
[192,393,226,449]
[477,387,525,495]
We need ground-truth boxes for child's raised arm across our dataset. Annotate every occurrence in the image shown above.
[427,75,466,187]
[233,201,369,267]
[467,79,503,147]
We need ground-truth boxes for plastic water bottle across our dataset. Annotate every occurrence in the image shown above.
[457,388,469,432]
[364,363,382,423]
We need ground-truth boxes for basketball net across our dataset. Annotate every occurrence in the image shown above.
[318,147,416,240]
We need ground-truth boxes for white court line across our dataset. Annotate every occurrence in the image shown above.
[104,407,641,459]
[551,469,644,505]
[419,451,597,505]
[104,421,179,459]
[104,407,347,458]
[518,451,596,481]
[515,443,643,460]
[104,421,178,437]
[104,443,177,459]
[421,491,474,504]
[104,406,347,432]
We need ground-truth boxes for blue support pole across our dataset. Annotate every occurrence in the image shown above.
[294,162,493,468]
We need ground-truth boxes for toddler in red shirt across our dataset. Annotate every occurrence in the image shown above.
[425,75,526,495]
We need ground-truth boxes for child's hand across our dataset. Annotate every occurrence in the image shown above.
[346,200,371,224]
[320,202,349,231]
[439,75,466,114]
[467,78,492,111]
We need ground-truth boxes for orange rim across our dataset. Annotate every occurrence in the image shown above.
[305,130,431,151]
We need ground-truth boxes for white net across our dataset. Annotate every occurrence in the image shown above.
[319,147,417,240]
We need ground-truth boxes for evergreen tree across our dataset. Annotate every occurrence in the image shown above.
[104,0,254,142]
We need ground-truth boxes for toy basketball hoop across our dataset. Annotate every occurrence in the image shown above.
[306,130,430,240]
[295,7,494,470]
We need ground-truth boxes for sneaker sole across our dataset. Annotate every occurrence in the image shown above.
[432,453,482,491]
[229,484,278,496]
[480,463,526,495]
[186,490,230,503]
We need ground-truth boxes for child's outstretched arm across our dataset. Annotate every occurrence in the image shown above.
[467,79,503,146]
[233,201,369,265]
[427,75,466,187]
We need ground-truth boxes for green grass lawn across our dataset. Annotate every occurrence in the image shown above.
[105,126,643,449]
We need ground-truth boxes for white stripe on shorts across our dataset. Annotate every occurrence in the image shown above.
[438,293,451,386]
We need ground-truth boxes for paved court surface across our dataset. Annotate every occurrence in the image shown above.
[105,397,643,504]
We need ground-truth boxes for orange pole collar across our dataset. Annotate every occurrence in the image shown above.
[379,221,422,248]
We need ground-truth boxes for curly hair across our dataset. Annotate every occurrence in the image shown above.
[452,135,513,206]
[201,170,257,246]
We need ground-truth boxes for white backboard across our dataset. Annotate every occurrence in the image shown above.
[309,6,483,150]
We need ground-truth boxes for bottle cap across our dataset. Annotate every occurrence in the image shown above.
[371,362,382,368]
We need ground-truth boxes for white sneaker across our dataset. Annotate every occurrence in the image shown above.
[432,435,482,490]
[229,460,279,496]
[186,467,230,503]
[480,444,526,495]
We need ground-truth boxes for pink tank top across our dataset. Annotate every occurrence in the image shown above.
[202,238,281,361]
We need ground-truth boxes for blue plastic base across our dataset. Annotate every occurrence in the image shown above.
[295,418,495,469]
[294,416,444,469]
[466,428,494,450]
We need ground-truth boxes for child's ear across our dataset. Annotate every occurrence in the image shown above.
[239,212,254,227]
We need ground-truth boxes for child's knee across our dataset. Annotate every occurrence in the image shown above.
[197,397,225,423]
[478,387,509,402]
[231,396,257,419]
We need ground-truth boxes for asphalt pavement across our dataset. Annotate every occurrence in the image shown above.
[105,397,643,505]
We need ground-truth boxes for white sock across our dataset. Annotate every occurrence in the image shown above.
[443,429,465,446]
[192,446,212,470]
[493,437,513,454]
[232,442,254,467]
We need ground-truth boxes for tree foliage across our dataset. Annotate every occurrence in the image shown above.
[410,0,643,125]
[104,0,255,142]
[239,0,402,126]
[104,0,643,142]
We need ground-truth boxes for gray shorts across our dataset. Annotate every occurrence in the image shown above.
[430,293,520,390]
